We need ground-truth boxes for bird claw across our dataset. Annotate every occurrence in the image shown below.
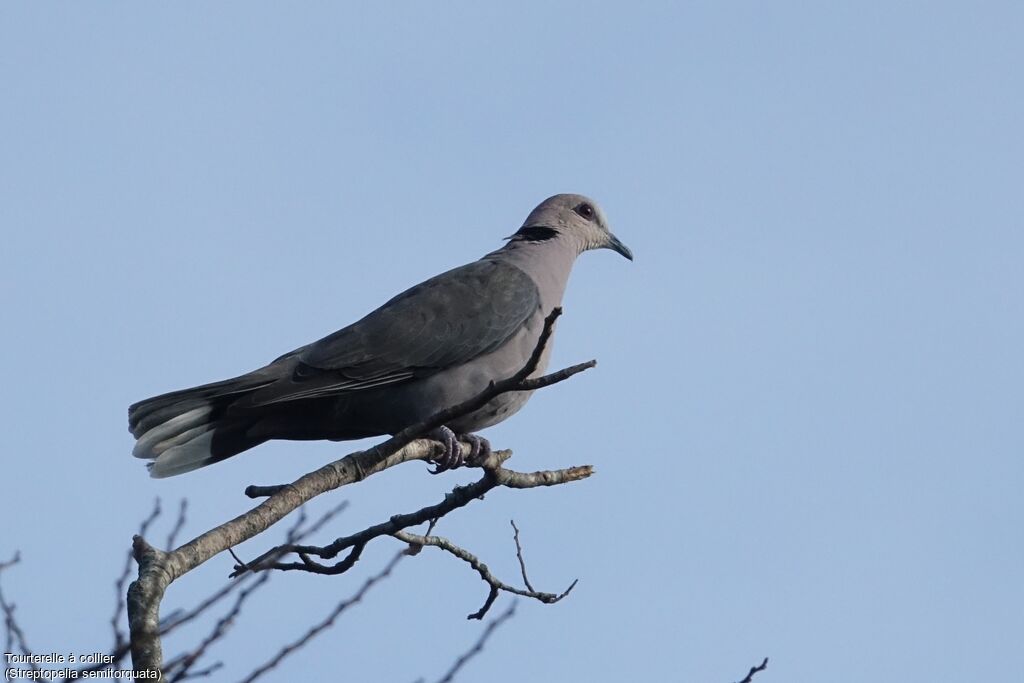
[427,427,491,474]
[427,426,462,474]
[463,433,491,466]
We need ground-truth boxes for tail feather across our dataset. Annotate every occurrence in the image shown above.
[146,420,265,478]
[147,429,219,478]
[131,406,213,459]
[129,373,273,478]
[129,375,273,437]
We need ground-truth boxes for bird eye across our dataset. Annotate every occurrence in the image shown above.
[574,203,595,220]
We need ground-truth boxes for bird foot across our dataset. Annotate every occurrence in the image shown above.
[427,427,491,474]
[462,433,492,466]
[427,426,462,473]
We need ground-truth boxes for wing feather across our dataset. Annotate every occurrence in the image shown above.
[249,259,539,406]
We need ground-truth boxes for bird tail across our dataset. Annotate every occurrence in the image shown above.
[129,373,274,478]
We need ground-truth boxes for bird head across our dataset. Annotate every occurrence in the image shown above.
[511,194,633,261]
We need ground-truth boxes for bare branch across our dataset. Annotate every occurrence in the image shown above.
[132,502,344,680]
[235,453,510,575]
[290,500,350,540]
[735,657,769,683]
[0,551,36,670]
[0,552,21,573]
[127,308,596,675]
[160,574,259,641]
[138,498,165,538]
[239,550,405,683]
[54,499,355,682]
[515,359,596,391]
[509,520,534,592]
[161,500,348,638]
[236,456,590,577]
[164,573,271,682]
[433,602,517,683]
[112,498,163,659]
[166,499,189,550]
[394,530,576,620]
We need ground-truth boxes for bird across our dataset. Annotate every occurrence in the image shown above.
[129,193,633,478]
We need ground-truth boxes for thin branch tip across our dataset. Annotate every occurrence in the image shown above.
[736,657,769,683]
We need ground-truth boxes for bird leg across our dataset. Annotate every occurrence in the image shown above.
[461,433,492,466]
[426,427,492,474]
[427,426,463,474]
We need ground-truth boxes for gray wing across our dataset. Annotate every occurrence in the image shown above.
[253,259,540,405]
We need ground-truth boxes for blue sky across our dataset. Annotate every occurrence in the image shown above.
[2,2,1021,681]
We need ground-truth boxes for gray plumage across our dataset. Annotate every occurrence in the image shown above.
[129,193,632,477]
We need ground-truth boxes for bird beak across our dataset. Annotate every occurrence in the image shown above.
[606,233,634,261]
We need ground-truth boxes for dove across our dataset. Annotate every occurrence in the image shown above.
[129,193,632,477]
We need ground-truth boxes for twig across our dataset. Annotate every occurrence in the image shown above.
[289,500,349,541]
[0,551,37,672]
[236,456,591,577]
[509,521,534,592]
[162,504,340,680]
[161,500,348,639]
[166,499,189,550]
[235,453,510,575]
[238,550,405,683]
[393,530,576,620]
[164,573,271,682]
[112,499,163,657]
[0,553,20,573]
[434,602,517,683]
[735,657,769,683]
[55,500,349,683]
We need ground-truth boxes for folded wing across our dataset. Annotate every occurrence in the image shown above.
[249,259,540,405]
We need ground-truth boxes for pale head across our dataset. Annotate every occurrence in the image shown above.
[513,193,633,260]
